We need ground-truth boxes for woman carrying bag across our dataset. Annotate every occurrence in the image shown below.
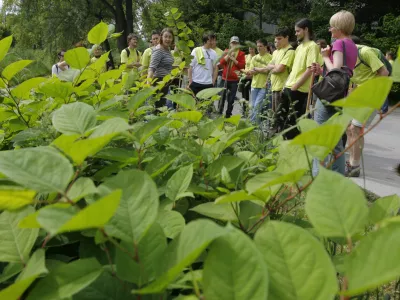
[311,10,358,175]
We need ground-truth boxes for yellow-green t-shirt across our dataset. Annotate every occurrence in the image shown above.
[121,47,141,88]
[250,52,272,88]
[285,40,322,93]
[140,47,153,69]
[389,59,394,65]
[270,45,295,92]
[351,46,384,86]
[121,47,141,65]
[213,47,224,58]
[245,54,254,71]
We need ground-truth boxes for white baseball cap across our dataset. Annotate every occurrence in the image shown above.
[230,36,240,43]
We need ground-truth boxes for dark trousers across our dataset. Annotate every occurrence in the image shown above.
[153,77,170,109]
[189,81,214,97]
[224,80,238,118]
[242,79,252,101]
[278,88,308,139]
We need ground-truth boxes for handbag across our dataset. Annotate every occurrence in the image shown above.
[312,41,352,103]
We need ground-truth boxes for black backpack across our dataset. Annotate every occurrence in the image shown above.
[312,41,351,103]
[355,45,392,75]
[124,47,140,60]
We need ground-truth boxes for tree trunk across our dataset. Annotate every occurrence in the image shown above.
[126,0,134,34]
[114,0,128,51]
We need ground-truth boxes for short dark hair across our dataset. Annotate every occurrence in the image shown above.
[351,35,361,44]
[386,51,395,59]
[57,49,66,58]
[151,30,160,37]
[127,33,139,43]
[275,27,291,38]
[256,38,268,46]
[202,32,216,44]
[295,18,314,39]
[316,39,327,49]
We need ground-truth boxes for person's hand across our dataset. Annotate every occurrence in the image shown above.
[291,84,298,91]
[253,67,263,73]
[321,45,331,58]
[133,62,141,68]
[311,62,322,75]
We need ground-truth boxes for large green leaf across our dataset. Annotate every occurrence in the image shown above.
[90,117,130,138]
[0,147,74,193]
[57,190,121,233]
[52,102,97,135]
[332,77,392,109]
[165,164,193,201]
[392,46,400,82]
[203,227,268,300]
[215,190,257,204]
[275,141,310,174]
[208,155,245,179]
[73,270,136,300]
[128,87,156,111]
[0,35,13,63]
[17,249,48,281]
[255,221,338,300]
[104,169,159,243]
[134,219,227,294]
[27,258,103,300]
[89,51,111,74]
[64,47,91,69]
[344,223,400,295]
[196,87,224,99]
[0,206,39,263]
[291,124,344,160]
[305,167,369,238]
[98,69,123,86]
[190,202,238,221]
[0,189,36,211]
[172,111,202,123]
[115,223,167,285]
[198,118,223,140]
[246,169,306,194]
[87,21,109,44]
[52,134,114,165]
[2,60,33,81]
[165,93,196,110]
[39,79,74,100]
[0,263,23,284]
[37,191,121,235]
[134,117,171,145]
[368,194,400,225]
[66,177,98,202]
[11,77,47,99]
[157,210,185,239]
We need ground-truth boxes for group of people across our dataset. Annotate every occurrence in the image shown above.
[51,10,395,178]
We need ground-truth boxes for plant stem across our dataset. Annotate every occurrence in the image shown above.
[303,146,314,180]
[41,234,51,248]
[190,266,201,298]
[340,236,353,300]
[100,229,136,261]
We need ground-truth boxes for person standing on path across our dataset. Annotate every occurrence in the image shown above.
[188,33,218,96]
[140,31,160,76]
[121,34,142,89]
[278,18,322,139]
[239,47,256,110]
[148,28,175,110]
[247,38,273,123]
[219,36,246,118]
[51,50,69,77]
[344,35,389,177]
[311,10,358,176]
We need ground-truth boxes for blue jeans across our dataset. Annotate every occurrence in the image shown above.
[381,97,389,114]
[312,99,345,176]
[250,88,267,123]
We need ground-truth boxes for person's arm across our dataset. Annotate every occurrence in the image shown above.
[364,48,388,76]
[271,64,286,74]
[235,52,246,69]
[377,66,389,76]
[212,64,218,85]
[188,66,193,85]
[322,44,343,72]
[291,68,313,91]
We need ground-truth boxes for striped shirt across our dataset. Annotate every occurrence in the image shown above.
[149,47,174,78]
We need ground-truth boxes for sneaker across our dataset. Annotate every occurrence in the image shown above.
[345,162,361,177]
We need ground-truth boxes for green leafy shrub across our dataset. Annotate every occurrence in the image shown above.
[0,8,400,300]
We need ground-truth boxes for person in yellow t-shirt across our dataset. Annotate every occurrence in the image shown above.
[90,45,112,72]
[239,47,256,102]
[121,33,142,89]
[261,27,295,113]
[280,19,322,139]
[210,37,225,87]
[247,38,272,123]
[140,31,160,76]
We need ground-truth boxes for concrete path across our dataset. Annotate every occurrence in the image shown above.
[351,110,400,196]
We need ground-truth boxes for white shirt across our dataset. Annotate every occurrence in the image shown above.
[190,47,217,85]
[51,63,69,77]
